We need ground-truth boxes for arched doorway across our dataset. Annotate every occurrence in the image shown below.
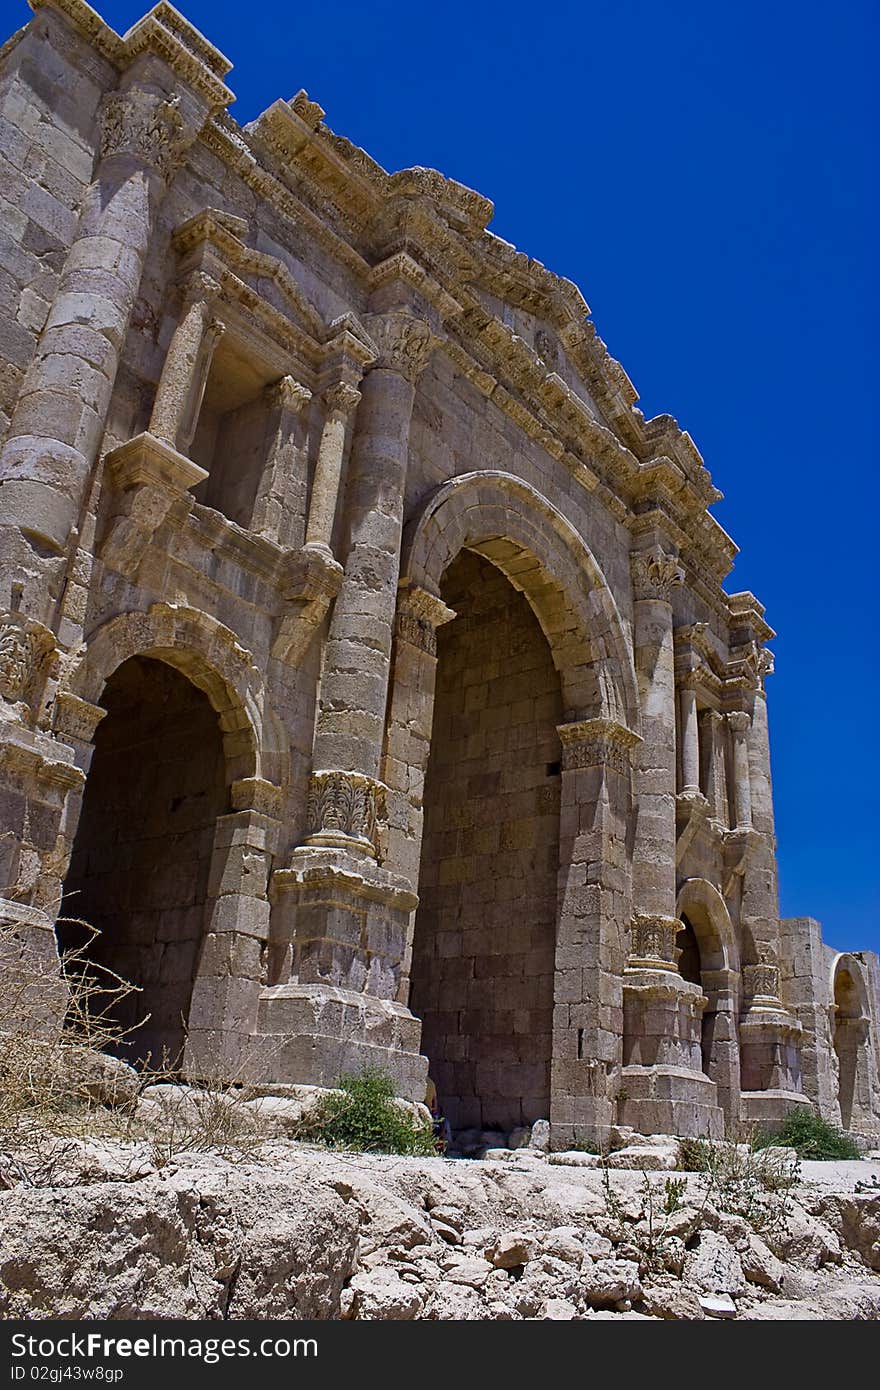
[58,655,228,1068]
[832,956,871,1131]
[674,881,741,1124]
[410,550,563,1134]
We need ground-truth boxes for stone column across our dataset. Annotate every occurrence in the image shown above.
[679,682,701,795]
[382,585,455,993]
[148,272,226,455]
[701,709,728,823]
[727,710,753,830]
[0,69,203,608]
[304,382,362,557]
[737,662,805,1118]
[261,308,433,1101]
[630,543,682,929]
[550,718,641,1149]
[309,308,433,835]
[251,377,312,548]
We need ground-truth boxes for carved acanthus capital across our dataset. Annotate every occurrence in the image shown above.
[323,382,362,419]
[628,914,683,972]
[557,718,642,775]
[306,769,387,855]
[727,710,751,737]
[99,86,190,183]
[395,585,456,656]
[265,376,312,414]
[631,545,684,602]
[743,944,780,1002]
[0,615,58,715]
[365,310,434,383]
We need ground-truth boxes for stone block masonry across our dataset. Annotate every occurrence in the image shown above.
[0,0,876,1147]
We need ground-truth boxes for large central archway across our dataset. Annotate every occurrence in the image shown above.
[59,656,229,1068]
[410,550,563,1133]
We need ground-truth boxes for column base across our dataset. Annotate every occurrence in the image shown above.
[251,982,427,1102]
[617,1064,724,1139]
[740,1002,803,1093]
[0,898,68,1040]
[739,1089,813,1129]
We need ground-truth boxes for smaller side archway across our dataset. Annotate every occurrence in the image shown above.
[831,954,874,1132]
[54,605,286,1076]
[675,878,741,1125]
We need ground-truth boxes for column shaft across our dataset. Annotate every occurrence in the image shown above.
[0,79,194,569]
[304,382,361,556]
[679,684,700,793]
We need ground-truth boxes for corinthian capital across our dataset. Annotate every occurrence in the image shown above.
[99,86,191,183]
[323,382,362,418]
[365,310,433,383]
[727,710,751,736]
[265,376,312,413]
[631,545,684,602]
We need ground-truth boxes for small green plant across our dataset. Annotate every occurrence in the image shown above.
[754,1107,860,1161]
[293,1066,436,1156]
[662,1175,687,1215]
[678,1136,712,1172]
[572,1138,601,1154]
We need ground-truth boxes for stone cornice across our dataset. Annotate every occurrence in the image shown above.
[30,0,234,108]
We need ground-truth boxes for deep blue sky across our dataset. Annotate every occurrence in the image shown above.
[19,1,878,953]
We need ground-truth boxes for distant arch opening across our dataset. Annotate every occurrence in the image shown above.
[410,550,562,1135]
[58,656,228,1068]
[833,958,871,1132]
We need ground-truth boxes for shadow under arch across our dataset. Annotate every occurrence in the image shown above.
[62,602,287,788]
[400,471,640,731]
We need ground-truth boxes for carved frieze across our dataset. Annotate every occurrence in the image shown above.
[394,586,456,656]
[557,718,641,776]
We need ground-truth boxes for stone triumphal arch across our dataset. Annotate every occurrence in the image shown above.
[0,0,877,1145]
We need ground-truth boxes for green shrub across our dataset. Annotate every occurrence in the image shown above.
[294,1067,437,1156]
[754,1107,860,1161]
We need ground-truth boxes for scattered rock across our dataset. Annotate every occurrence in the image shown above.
[683,1231,747,1297]
[581,1258,642,1308]
[541,1296,578,1319]
[606,1145,679,1171]
[699,1293,738,1319]
[547,1150,601,1168]
[508,1126,531,1149]
[347,1268,423,1320]
[529,1119,551,1152]
[487,1232,535,1269]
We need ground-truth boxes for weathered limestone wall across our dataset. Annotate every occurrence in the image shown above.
[411,551,562,1131]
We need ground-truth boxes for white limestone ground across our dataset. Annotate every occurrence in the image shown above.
[1,1101,878,1321]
